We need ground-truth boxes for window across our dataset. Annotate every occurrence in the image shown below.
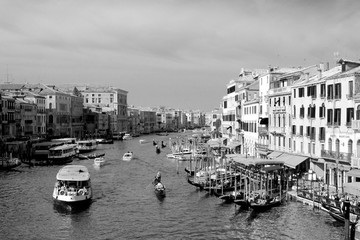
[319,103,326,118]
[348,177,352,183]
[301,142,303,153]
[306,126,310,137]
[294,141,296,151]
[327,85,334,99]
[293,106,296,118]
[299,88,305,97]
[327,109,333,125]
[224,101,227,108]
[308,143,311,154]
[292,125,296,135]
[300,126,303,136]
[300,105,305,118]
[320,84,326,98]
[328,138,332,152]
[335,83,342,99]
[319,127,325,141]
[334,108,341,126]
[293,89,296,98]
[346,108,354,127]
[357,105,360,120]
[311,127,316,140]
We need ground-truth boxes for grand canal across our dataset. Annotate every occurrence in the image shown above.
[0,132,347,239]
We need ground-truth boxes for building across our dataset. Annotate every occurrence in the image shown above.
[80,86,128,133]
[268,65,319,173]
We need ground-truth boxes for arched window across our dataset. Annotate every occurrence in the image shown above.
[348,140,353,160]
[357,140,360,157]
[336,139,340,155]
[328,138,332,152]
[293,106,296,118]
[357,105,360,120]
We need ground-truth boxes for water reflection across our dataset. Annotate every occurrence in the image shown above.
[53,201,92,215]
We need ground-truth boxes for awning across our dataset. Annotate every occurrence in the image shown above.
[227,141,241,149]
[346,168,360,177]
[267,151,283,159]
[259,118,268,125]
[257,150,269,155]
[276,153,308,169]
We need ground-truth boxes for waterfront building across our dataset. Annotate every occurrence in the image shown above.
[23,91,47,138]
[1,95,16,140]
[0,91,2,138]
[15,98,37,138]
[268,64,319,172]
[128,107,141,135]
[256,67,297,158]
[186,111,194,129]
[80,87,128,133]
[35,85,72,137]
[241,80,259,157]
[139,107,156,134]
[69,88,84,139]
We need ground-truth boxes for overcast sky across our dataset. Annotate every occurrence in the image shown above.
[1,0,360,111]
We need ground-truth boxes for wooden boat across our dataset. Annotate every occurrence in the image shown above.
[52,165,92,205]
[122,152,133,161]
[0,157,21,170]
[153,172,166,197]
[77,154,89,160]
[87,152,105,159]
[249,194,285,211]
[153,140,158,146]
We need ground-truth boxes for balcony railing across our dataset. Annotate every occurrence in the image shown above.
[321,150,352,163]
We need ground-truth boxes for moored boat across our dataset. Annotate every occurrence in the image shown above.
[52,165,92,205]
[139,139,148,144]
[0,157,21,170]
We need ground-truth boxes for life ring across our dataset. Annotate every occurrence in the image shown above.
[78,189,84,195]
[59,190,65,195]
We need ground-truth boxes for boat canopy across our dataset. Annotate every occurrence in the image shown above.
[56,165,90,181]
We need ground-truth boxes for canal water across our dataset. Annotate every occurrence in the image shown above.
[0,133,347,239]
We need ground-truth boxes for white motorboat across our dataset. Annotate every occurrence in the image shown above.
[52,165,92,205]
[139,139,148,144]
[123,134,133,140]
[94,157,105,166]
[122,152,133,161]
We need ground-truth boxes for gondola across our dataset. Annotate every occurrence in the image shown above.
[185,167,195,176]
[156,146,161,154]
[153,172,166,198]
[187,177,205,190]
[249,194,284,211]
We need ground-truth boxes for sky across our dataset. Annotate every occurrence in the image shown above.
[1,0,360,112]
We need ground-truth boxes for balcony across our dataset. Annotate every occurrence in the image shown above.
[268,86,291,96]
[321,150,352,163]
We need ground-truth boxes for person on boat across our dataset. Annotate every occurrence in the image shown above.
[153,171,161,185]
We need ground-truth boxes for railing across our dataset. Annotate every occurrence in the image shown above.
[321,150,352,163]
[268,86,291,95]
